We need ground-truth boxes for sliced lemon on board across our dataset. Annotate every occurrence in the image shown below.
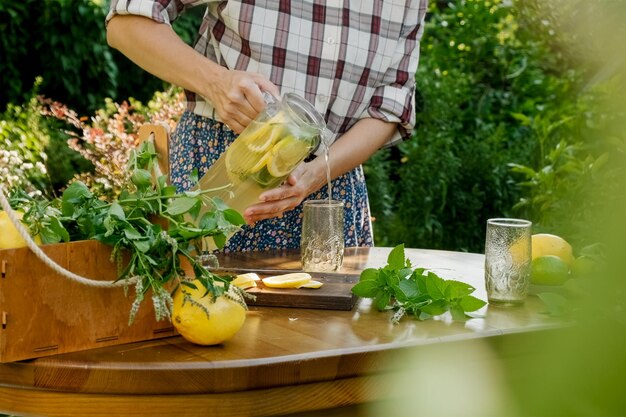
[232,273,261,290]
[262,272,312,288]
[297,280,324,289]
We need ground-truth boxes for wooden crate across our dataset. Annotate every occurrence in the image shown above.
[0,240,176,363]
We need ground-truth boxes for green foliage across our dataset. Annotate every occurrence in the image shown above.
[365,0,590,252]
[509,80,626,249]
[0,90,52,195]
[0,0,204,115]
[13,141,245,323]
[39,87,186,198]
[351,244,486,322]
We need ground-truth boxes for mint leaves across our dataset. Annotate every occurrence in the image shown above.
[351,244,486,323]
[12,141,246,324]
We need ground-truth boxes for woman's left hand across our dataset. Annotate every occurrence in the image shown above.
[242,160,325,224]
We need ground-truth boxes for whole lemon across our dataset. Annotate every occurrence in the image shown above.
[531,233,574,266]
[172,280,246,346]
[0,210,41,249]
[531,255,570,286]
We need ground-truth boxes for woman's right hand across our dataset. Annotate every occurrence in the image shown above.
[203,68,280,134]
[106,15,278,134]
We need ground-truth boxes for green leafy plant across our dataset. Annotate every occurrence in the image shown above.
[0,0,204,115]
[351,244,486,323]
[364,0,588,252]
[12,140,245,324]
[39,87,186,198]
[0,90,52,196]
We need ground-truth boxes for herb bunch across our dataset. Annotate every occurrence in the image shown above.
[351,244,487,323]
[13,140,245,324]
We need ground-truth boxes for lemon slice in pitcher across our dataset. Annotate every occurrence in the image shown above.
[244,113,287,153]
[267,136,312,177]
[225,140,267,182]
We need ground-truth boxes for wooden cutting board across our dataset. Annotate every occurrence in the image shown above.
[213,270,360,311]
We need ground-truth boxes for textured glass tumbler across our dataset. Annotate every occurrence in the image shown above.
[301,200,345,272]
[484,218,532,305]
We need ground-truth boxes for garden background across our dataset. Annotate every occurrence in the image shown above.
[1,1,626,416]
[1,0,624,254]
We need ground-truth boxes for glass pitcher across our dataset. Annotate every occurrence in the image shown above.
[193,92,330,228]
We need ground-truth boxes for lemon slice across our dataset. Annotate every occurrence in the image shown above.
[243,113,287,153]
[262,272,312,288]
[225,140,268,182]
[232,273,261,290]
[248,152,272,173]
[297,280,323,289]
[267,136,312,178]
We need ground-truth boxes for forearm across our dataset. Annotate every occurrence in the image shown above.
[306,118,397,193]
[106,15,223,101]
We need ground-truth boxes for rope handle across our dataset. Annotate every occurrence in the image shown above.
[0,184,129,288]
[0,126,173,288]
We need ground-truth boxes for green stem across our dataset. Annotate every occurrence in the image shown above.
[100,184,232,208]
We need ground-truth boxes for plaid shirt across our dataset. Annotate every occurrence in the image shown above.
[107,0,427,146]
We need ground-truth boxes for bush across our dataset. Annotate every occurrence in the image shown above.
[0,93,52,196]
[364,0,588,252]
[0,0,203,115]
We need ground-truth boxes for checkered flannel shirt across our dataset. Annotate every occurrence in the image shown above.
[107,0,427,147]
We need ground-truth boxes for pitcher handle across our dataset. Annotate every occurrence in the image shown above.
[262,91,280,117]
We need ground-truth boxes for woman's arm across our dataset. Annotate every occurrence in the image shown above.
[243,117,397,223]
[106,15,279,133]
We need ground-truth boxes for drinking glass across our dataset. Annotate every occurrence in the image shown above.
[301,200,345,272]
[484,218,532,305]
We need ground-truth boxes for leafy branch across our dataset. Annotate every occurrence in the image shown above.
[13,140,245,324]
[351,244,486,323]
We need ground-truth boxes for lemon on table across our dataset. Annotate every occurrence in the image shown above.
[172,280,246,346]
[531,255,570,286]
[262,272,312,288]
[531,233,574,266]
[0,210,41,249]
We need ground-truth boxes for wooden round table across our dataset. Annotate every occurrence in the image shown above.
[0,247,561,417]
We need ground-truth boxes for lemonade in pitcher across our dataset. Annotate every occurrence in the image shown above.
[193,93,329,236]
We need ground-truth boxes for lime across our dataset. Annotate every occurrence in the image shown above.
[531,233,574,266]
[570,256,596,278]
[530,255,570,286]
[267,136,311,177]
[251,166,283,189]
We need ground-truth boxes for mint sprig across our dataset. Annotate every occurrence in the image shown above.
[351,244,486,323]
[12,141,246,324]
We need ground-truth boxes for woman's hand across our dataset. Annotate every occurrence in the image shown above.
[203,68,280,134]
[243,160,326,224]
[242,117,397,224]
[106,15,279,134]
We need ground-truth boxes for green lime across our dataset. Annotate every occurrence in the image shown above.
[570,256,596,278]
[531,255,570,286]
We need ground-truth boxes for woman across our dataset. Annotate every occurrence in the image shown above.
[106,0,427,251]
